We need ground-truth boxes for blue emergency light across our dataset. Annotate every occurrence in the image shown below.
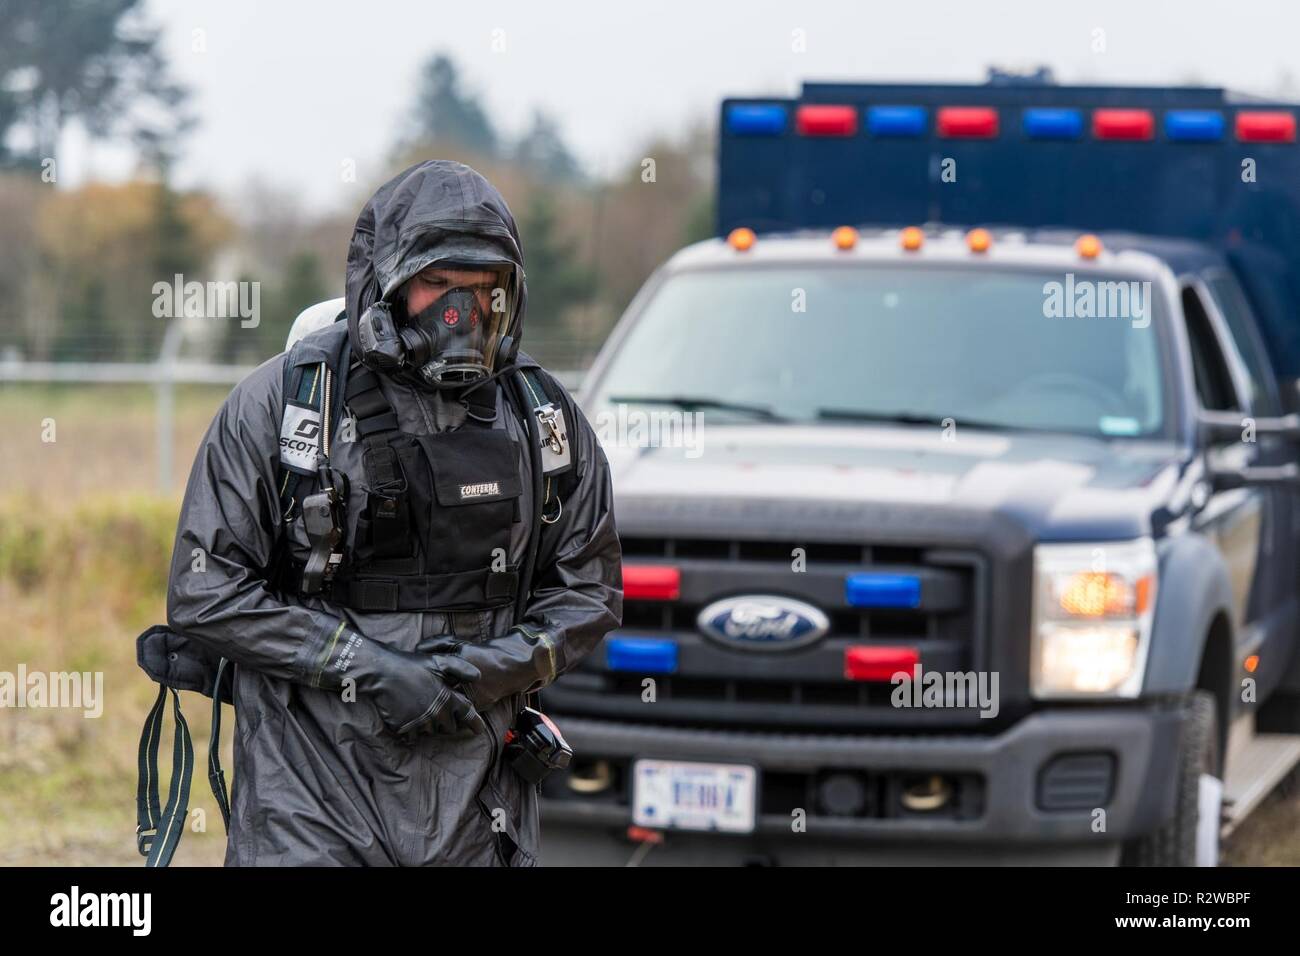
[845,572,922,609]
[1022,107,1084,140]
[725,103,787,136]
[867,105,927,137]
[1164,109,1225,142]
[606,636,678,673]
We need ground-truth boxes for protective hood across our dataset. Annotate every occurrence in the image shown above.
[345,160,528,371]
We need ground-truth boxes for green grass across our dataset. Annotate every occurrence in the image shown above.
[0,492,230,865]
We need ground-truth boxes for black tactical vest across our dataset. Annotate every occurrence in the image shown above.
[269,320,572,615]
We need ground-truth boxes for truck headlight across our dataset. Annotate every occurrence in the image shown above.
[1031,538,1157,698]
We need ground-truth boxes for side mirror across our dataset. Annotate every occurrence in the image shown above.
[1209,462,1300,491]
[1197,409,1300,445]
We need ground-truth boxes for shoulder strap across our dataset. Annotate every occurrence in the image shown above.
[268,321,353,589]
[275,317,354,520]
[344,363,411,562]
[515,366,578,525]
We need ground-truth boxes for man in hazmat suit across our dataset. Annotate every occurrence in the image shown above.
[165,160,623,866]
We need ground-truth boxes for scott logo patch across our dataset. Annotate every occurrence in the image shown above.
[280,403,322,474]
[459,481,500,499]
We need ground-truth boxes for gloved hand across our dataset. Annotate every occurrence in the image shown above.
[417,625,558,712]
[314,630,487,738]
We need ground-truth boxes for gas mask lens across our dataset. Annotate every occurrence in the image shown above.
[398,267,513,389]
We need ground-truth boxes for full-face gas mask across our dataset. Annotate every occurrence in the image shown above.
[356,265,517,390]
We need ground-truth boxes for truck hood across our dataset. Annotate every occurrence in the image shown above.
[601,422,1190,542]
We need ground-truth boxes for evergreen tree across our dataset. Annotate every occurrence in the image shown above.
[513,110,582,183]
[518,191,596,362]
[409,55,498,156]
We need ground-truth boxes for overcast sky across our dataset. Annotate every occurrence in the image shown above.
[59,0,1300,213]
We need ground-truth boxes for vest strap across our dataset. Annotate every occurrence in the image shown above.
[277,558,519,612]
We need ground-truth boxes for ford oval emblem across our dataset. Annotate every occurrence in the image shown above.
[696,595,830,652]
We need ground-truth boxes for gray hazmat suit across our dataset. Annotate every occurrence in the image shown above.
[166,160,623,865]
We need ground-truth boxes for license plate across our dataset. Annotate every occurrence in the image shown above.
[632,759,757,833]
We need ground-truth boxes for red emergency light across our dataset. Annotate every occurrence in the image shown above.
[1092,109,1154,141]
[937,107,999,138]
[622,565,681,601]
[1235,111,1297,143]
[844,645,920,682]
[796,105,857,137]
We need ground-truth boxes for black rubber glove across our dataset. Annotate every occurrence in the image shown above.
[417,625,558,712]
[313,629,487,737]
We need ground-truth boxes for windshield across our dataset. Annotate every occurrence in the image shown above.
[590,264,1167,437]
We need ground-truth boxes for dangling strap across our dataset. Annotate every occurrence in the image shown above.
[207,658,232,832]
[136,662,235,867]
[136,685,193,867]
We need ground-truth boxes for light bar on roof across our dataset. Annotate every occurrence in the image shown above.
[937,106,999,138]
[725,103,787,136]
[1236,110,1297,143]
[1022,107,1084,140]
[1164,110,1224,142]
[1092,109,1155,140]
[867,105,927,137]
[796,104,857,136]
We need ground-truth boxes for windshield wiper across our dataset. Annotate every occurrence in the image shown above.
[815,408,1008,430]
[608,395,790,422]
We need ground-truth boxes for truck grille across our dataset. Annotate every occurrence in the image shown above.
[542,535,990,731]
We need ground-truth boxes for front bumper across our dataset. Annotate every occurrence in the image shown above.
[539,705,1184,863]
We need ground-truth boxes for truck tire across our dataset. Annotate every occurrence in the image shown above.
[1121,691,1221,867]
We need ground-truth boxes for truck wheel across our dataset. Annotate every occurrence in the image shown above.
[1121,691,1221,867]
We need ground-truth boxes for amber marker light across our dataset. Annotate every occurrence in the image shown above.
[966,228,992,253]
[727,227,756,251]
[1076,233,1103,259]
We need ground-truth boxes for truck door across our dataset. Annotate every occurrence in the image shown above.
[1198,273,1300,689]
[1181,281,1266,638]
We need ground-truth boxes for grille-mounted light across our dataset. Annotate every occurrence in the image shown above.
[623,564,681,601]
[606,636,678,674]
[845,572,922,609]
[844,645,920,682]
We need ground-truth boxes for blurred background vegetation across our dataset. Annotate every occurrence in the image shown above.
[0,0,714,370]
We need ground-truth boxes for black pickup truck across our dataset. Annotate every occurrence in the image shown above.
[536,80,1300,865]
